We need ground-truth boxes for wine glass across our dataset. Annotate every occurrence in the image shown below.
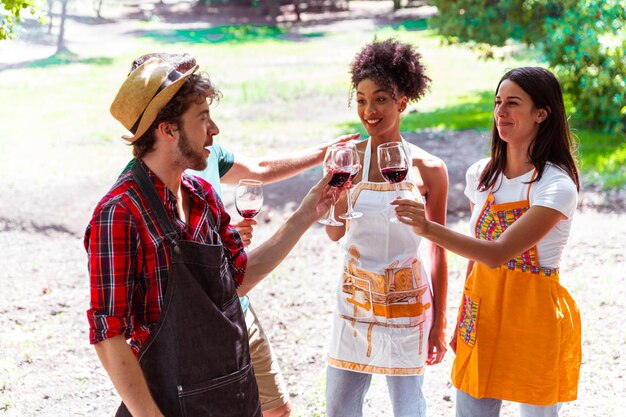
[377,142,409,223]
[318,145,354,226]
[235,179,263,219]
[338,143,363,220]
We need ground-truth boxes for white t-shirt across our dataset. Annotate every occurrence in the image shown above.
[464,158,578,268]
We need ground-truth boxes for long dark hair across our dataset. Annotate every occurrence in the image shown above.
[479,67,580,192]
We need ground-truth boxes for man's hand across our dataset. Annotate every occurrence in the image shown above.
[94,336,165,417]
[233,218,257,247]
[297,171,344,223]
[324,132,361,149]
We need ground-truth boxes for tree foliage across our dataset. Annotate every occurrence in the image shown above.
[431,0,626,134]
[1,0,43,39]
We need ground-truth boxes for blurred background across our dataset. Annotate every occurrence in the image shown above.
[0,1,624,416]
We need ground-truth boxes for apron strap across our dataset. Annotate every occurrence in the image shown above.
[362,138,413,183]
[362,138,372,182]
[132,160,180,246]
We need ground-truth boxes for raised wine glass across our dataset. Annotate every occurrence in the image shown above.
[377,142,409,223]
[318,145,354,226]
[235,179,263,220]
[338,143,363,220]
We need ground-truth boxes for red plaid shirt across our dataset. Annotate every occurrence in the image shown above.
[84,161,246,355]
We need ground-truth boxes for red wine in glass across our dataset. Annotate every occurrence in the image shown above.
[319,145,355,226]
[377,142,409,223]
[329,170,351,187]
[381,167,408,184]
[236,179,263,220]
[338,145,363,220]
[237,208,260,219]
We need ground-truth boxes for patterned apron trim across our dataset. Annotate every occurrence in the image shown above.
[328,356,425,376]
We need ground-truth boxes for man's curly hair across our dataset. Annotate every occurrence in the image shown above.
[132,73,221,159]
[349,39,431,104]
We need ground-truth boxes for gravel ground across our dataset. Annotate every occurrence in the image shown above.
[1,128,624,417]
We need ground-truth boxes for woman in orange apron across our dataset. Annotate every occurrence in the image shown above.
[392,67,581,417]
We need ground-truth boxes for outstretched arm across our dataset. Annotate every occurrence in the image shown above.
[221,133,360,185]
[237,172,341,295]
[391,199,564,268]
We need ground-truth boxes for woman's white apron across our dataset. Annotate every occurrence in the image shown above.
[327,138,433,375]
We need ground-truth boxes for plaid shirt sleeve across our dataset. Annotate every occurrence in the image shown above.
[85,199,140,344]
[210,189,247,285]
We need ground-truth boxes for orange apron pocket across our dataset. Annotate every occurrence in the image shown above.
[458,292,480,347]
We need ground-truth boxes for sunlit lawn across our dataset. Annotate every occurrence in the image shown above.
[0,19,623,188]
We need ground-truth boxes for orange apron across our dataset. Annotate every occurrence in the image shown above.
[451,171,581,406]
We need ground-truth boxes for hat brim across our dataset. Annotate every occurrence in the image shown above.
[122,64,199,142]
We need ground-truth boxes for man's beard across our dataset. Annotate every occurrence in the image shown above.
[177,128,208,171]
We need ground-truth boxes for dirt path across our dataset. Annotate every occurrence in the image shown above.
[1,209,624,417]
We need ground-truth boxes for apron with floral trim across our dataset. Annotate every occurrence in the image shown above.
[451,171,581,406]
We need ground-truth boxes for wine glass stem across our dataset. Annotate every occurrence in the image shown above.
[327,202,336,222]
[394,183,401,199]
[345,189,354,213]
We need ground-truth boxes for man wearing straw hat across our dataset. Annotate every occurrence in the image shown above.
[84,54,338,416]
[116,53,358,417]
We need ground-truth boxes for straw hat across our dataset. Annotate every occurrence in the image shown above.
[110,56,198,142]
[129,52,198,74]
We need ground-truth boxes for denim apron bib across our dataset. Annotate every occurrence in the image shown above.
[451,171,581,406]
[116,162,262,417]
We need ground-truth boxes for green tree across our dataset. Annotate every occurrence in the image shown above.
[1,0,43,39]
[431,0,626,134]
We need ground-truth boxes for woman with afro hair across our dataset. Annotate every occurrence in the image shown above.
[324,39,449,416]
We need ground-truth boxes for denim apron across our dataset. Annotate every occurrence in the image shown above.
[115,162,262,417]
[451,171,581,406]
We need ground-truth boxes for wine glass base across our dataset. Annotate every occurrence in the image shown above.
[318,218,344,227]
[339,211,363,220]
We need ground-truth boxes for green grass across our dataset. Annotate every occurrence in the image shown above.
[575,130,626,188]
[136,24,327,44]
[0,18,623,188]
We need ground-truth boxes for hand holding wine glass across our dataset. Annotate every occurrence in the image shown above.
[377,142,409,222]
[318,145,354,226]
[338,143,363,220]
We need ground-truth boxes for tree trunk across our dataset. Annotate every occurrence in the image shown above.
[56,0,69,53]
[266,0,279,26]
[95,0,104,19]
[47,0,54,34]
[293,1,301,22]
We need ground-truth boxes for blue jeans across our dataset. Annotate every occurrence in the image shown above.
[456,390,562,417]
[326,366,427,417]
